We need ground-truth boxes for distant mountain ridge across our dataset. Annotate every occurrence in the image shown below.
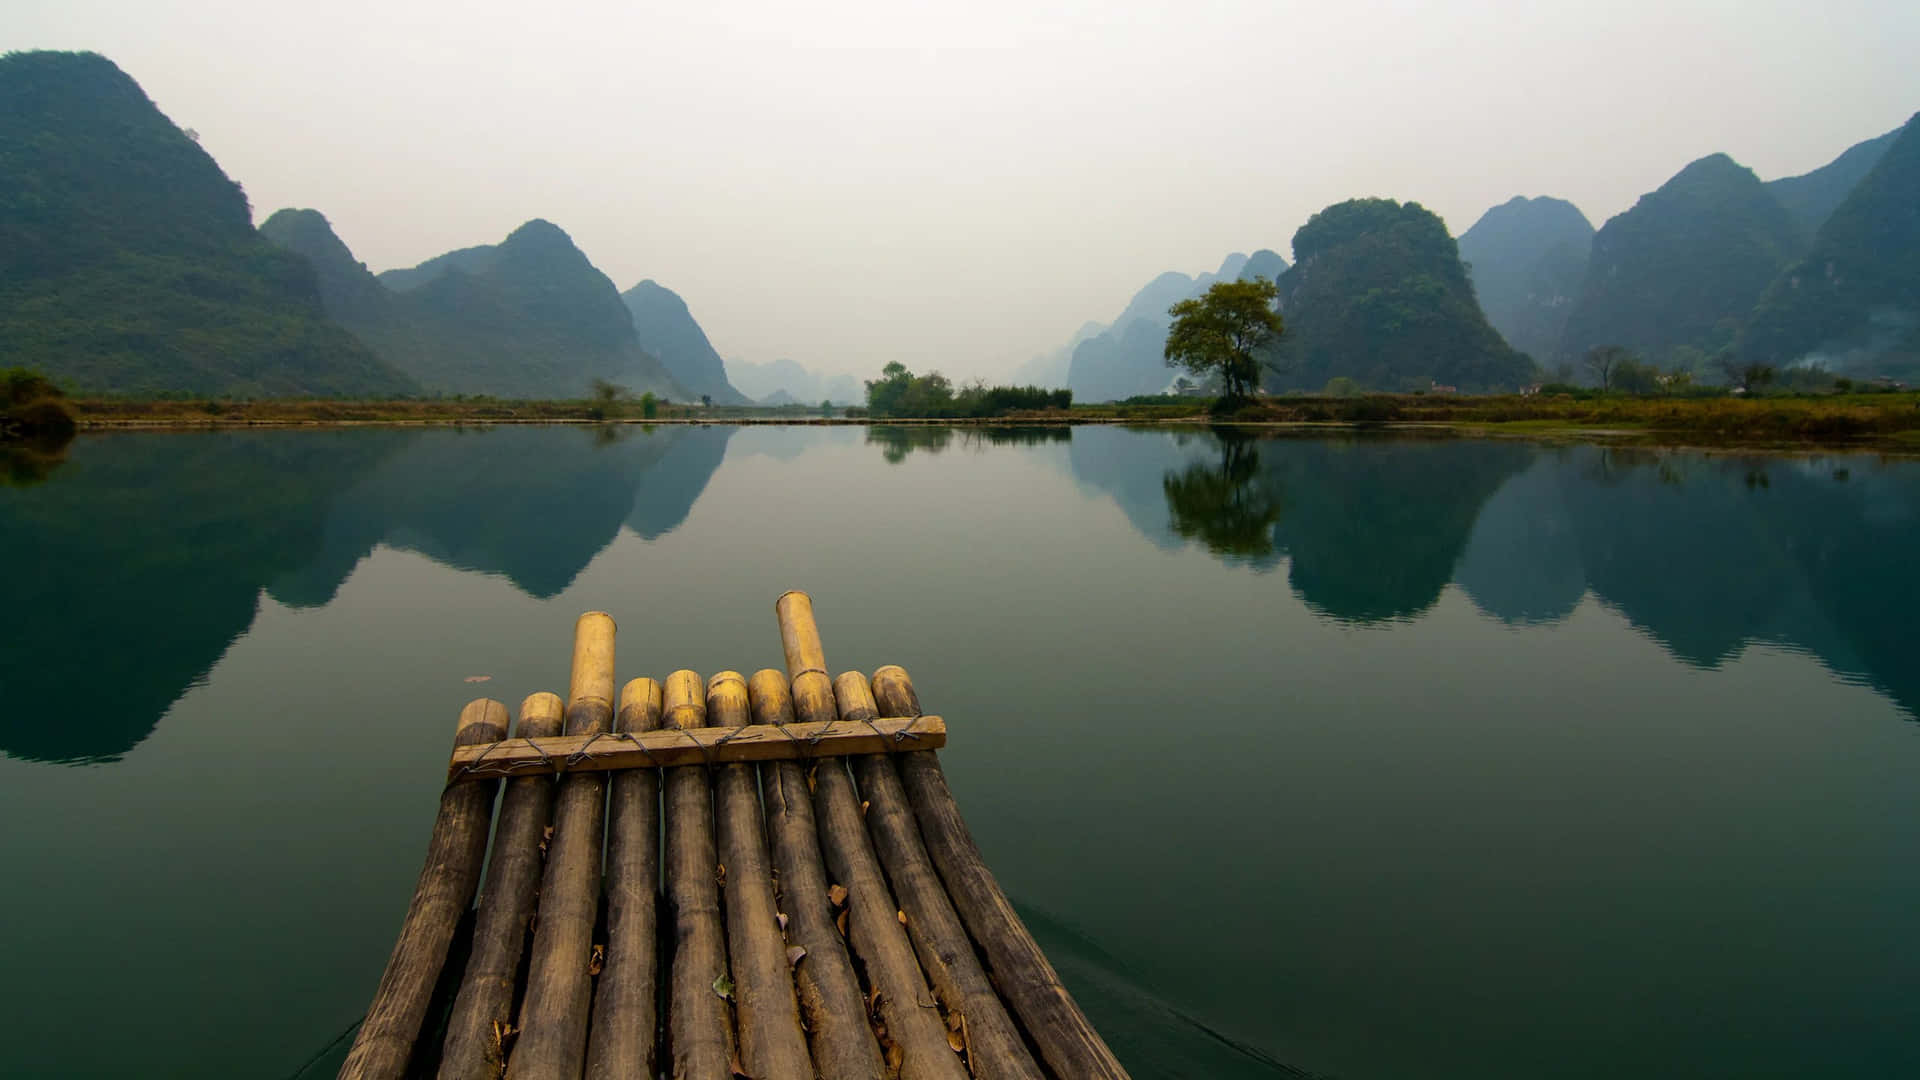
[0,51,414,396]
[1558,153,1803,366]
[1066,249,1290,401]
[1457,196,1594,362]
[1765,128,1901,238]
[619,280,748,404]
[727,357,863,405]
[262,211,685,399]
[1740,112,1920,379]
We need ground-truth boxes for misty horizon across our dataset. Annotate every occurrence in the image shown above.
[11,0,1918,384]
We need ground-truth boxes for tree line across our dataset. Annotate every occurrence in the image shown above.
[862,362,1071,417]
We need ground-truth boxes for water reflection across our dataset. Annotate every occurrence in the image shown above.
[1,435,71,487]
[1162,430,1283,561]
[6,425,1918,765]
[0,425,732,763]
[866,424,1071,463]
[1068,427,1919,717]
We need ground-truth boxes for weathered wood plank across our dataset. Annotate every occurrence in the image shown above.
[439,693,565,1080]
[446,715,946,777]
[339,699,508,1080]
[711,672,813,1080]
[778,594,968,1080]
[585,677,665,1080]
[749,670,888,1080]
[507,612,618,1079]
[871,666,1129,1080]
[836,673,1044,1080]
[662,670,737,1078]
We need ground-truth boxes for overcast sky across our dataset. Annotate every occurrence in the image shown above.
[11,1,1920,381]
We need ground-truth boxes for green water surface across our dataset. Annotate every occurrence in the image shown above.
[1,425,1915,1078]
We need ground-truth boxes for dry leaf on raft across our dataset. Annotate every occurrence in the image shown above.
[827,883,848,907]
[948,1028,966,1053]
[587,944,604,976]
[713,973,733,1000]
[897,910,907,926]
[836,910,848,938]
[716,863,727,888]
[776,912,789,932]
[787,945,807,967]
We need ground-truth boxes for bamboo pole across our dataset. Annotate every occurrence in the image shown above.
[507,613,618,1079]
[662,670,736,1078]
[871,667,1129,1080]
[776,595,968,1080]
[710,671,813,1080]
[585,677,665,1080]
[835,674,1044,1080]
[748,670,887,1079]
[439,693,566,1080]
[340,699,509,1080]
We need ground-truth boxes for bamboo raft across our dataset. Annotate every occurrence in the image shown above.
[339,592,1128,1080]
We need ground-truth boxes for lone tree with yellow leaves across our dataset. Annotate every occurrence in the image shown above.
[1164,278,1284,404]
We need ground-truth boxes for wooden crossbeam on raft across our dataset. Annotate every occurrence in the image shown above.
[445,714,948,779]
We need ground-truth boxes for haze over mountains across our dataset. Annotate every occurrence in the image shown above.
[1457,197,1594,364]
[262,211,685,399]
[3,49,1916,400]
[724,358,864,407]
[1053,112,1917,399]
[1064,250,1289,402]
[0,52,412,396]
[619,281,748,404]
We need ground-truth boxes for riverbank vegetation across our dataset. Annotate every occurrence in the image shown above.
[860,362,1071,418]
[45,381,1920,449]
[2,367,79,485]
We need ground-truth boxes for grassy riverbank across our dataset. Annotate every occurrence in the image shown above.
[62,390,1920,448]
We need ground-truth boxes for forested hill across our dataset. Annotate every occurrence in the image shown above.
[1273,199,1533,392]
[619,280,748,404]
[1557,153,1802,366]
[262,211,686,399]
[1457,196,1594,362]
[1740,112,1920,379]
[0,51,414,396]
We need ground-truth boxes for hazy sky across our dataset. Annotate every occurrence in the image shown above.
[11,1,1920,381]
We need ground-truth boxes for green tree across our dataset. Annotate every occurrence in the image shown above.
[1164,278,1284,403]
[639,391,658,419]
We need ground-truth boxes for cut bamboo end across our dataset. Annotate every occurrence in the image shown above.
[746,669,794,725]
[567,612,617,707]
[870,666,922,718]
[831,672,879,722]
[664,669,706,730]
[707,671,751,728]
[517,693,565,739]
[456,699,511,748]
[618,677,665,734]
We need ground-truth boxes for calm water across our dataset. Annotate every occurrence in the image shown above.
[2,425,1917,1079]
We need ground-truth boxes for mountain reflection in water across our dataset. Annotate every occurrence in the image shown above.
[2,424,1915,767]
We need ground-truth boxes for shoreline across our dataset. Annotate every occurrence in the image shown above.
[64,412,1920,456]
